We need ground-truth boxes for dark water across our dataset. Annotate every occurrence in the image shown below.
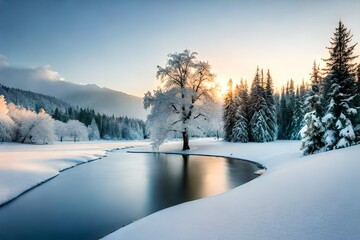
[0,152,261,240]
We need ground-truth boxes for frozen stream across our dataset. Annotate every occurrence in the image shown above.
[0,151,261,239]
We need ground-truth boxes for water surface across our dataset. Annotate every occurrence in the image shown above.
[0,152,261,239]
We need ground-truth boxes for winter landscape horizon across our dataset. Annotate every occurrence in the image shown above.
[1,1,360,239]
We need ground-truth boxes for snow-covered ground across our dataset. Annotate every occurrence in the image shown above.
[1,138,359,239]
[105,138,360,240]
[0,140,149,206]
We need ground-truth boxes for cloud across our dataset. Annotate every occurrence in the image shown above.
[0,53,65,83]
[0,54,9,67]
[32,65,65,81]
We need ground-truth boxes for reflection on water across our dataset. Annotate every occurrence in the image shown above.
[0,153,261,240]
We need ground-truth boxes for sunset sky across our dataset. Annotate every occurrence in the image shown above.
[1,0,360,97]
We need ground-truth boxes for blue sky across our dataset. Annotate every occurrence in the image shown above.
[0,0,360,96]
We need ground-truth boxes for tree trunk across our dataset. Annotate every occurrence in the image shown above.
[182,131,190,150]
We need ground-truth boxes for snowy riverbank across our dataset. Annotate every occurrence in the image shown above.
[0,140,149,206]
[105,138,360,240]
[1,138,359,239]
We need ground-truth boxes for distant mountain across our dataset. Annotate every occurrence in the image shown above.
[0,67,147,119]
[0,84,71,114]
[0,84,146,140]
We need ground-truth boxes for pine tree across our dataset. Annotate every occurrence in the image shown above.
[88,118,100,140]
[52,108,62,121]
[310,61,322,86]
[278,86,287,139]
[284,79,296,139]
[232,79,249,142]
[322,21,358,150]
[274,91,281,137]
[264,70,277,140]
[223,79,235,141]
[357,64,360,93]
[249,67,272,142]
[289,86,306,140]
[355,64,360,134]
[301,71,325,155]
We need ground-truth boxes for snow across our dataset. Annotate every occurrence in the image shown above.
[1,138,359,239]
[105,138,360,240]
[0,140,149,206]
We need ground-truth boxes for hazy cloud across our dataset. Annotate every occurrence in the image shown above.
[0,54,9,67]
[32,65,65,81]
[0,54,65,83]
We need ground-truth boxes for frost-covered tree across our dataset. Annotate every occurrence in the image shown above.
[231,79,249,142]
[67,120,89,142]
[88,118,100,140]
[0,95,8,113]
[321,21,358,150]
[8,104,55,144]
[54,120,68,142]
[144,50,218,150]
[0,95,15,141]
[223,79,235,141]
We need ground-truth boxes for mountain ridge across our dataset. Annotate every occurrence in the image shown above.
[0,66,147,119]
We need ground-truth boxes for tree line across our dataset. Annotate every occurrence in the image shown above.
[0,84,146,142]
[223,68,277,143]
[223,21,360,155]
[0,96,146,143]
[52,106,146,140]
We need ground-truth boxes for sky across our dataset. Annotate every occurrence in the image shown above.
[0,0,360,97]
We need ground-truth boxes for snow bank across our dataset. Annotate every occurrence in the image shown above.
[105,138,360,240]
[0,140,149,206]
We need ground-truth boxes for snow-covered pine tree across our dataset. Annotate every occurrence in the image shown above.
[301,64,325,155]
[231,79,249,142]
[301,89,325,154]
[249,67,272,142]
[223,79,235,141]
[357,64,360,93]
[322,21,358,150]
[88,118,100,140]
[264,70,277,140]
[355,64,360,133]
